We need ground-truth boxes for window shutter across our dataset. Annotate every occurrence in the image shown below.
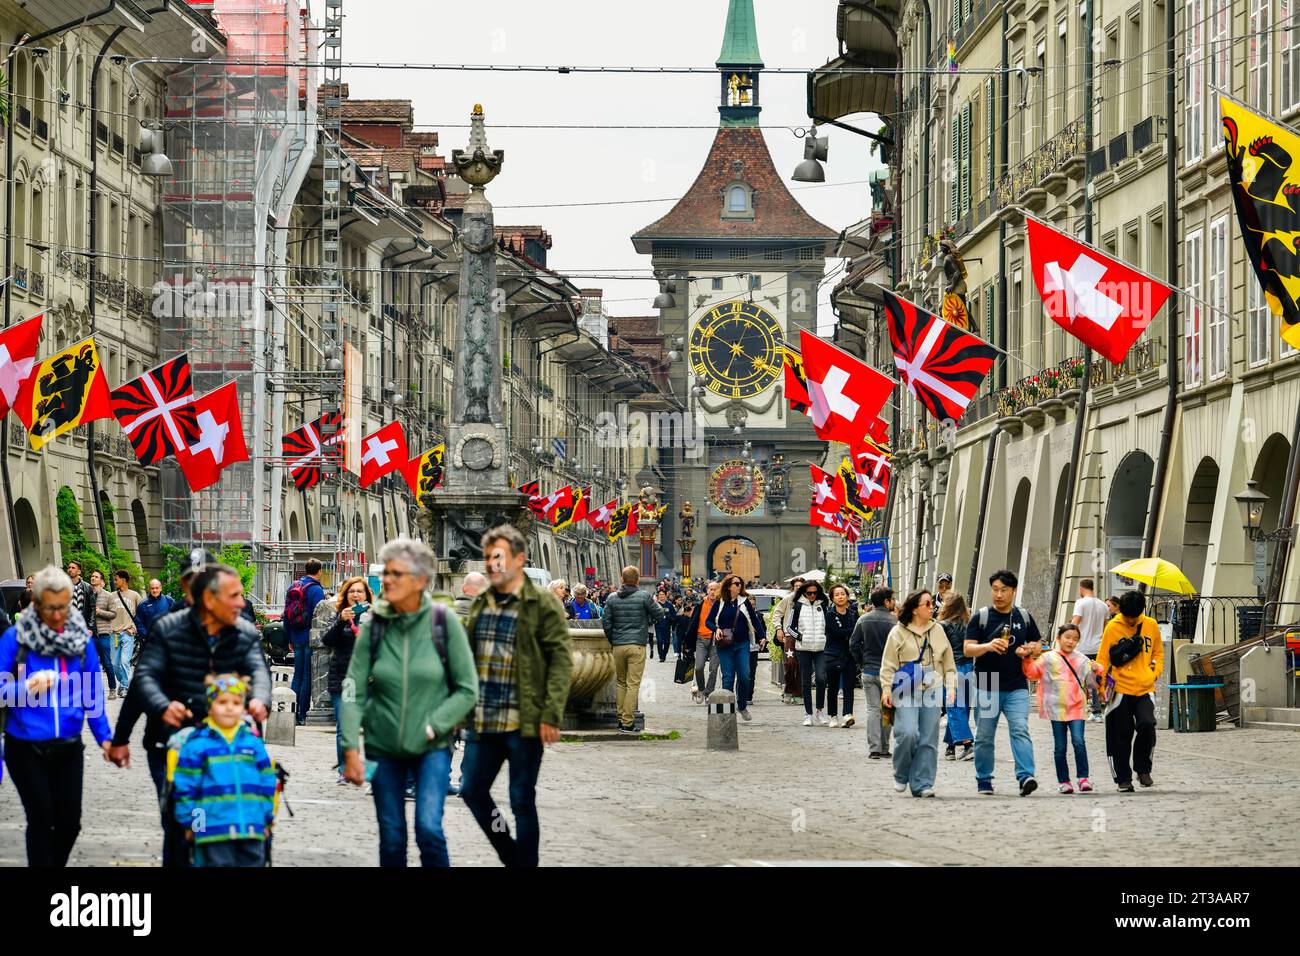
[951,115,960,220]
[962,103,972,215]
[986,77,997,193]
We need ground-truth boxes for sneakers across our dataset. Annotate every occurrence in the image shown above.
[1078,778,1093,792]
[944,745,956,761]
[814,711,830,727]
[917,789,935,798]
[1088,713,1105,723]
[1117,781,1136,793]
[1019,777,1038,797]
[802,715,814,727]
[117,686,128,699]
[977,783,995,796]
[739,709,752,722]
[1058,782,1074,794]
[893,781,907,792]
[336,775,349,787]
[841,714,856,728]
[959,744,974,762]
[827,716,840,728]
[868,751,883,760]
[1137,772,1154,788]
[618,723,637,734]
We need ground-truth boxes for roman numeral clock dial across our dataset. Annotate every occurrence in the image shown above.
[688,300,785,399]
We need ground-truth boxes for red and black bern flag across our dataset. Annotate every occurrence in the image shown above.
[109,353,199,466]
[883,290,996,422]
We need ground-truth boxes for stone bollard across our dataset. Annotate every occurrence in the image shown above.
[706,689,739,751]
[265,685,297,746]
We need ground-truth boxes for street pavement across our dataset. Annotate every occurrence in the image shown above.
[3,652,1298,866]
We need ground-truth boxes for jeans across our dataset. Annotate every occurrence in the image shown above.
[111,631,135,690]
[942,662,975,745]
[1085,654,1104,715]
[460,731,545,868]
[973,687,1035,787]
[194,839,266,867]
[147,748,191,868]
[747,651,759,706]
[860,673,887,754]
[612,644,646,727]
[370,747,453,867]
[795,649,827,714]
[655,625,673,661]
[290,640,311,723]
[1052,719,1089,783]
[715,642,751,711]
[892,701,941,794]
[93,635,116,692]
[1105,693,1156,784]
[825,656,856,717]
[3,735,84,867]
[694,639,719,696]
[330,692,345,772]
[671,629,682,658]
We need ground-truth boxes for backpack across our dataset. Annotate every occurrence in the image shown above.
[974,605,1038,645]
[284,579,312,630]
[367,603,451,682]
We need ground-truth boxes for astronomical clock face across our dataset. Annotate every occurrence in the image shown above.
[709,460,765,517]
[689,300,785,399]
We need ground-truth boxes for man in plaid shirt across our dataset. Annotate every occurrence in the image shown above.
[461,524,573,867]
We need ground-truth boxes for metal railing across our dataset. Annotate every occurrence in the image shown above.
[1147,595,1266,645]
[996,356,1085,418]
[994,118,1086,210]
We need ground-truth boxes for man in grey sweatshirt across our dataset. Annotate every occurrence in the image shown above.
[602,566,666,733]
[850,587,897,759]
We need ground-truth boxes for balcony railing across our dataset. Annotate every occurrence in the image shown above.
[997,356,1085,418]
[1088,338,1159,387]
[994,118,1086,210]
[14,265,28,291]
[31,272,44,299]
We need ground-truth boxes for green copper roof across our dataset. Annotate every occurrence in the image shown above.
[716,0,764,67]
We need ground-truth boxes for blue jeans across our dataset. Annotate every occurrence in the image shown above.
[943,662,975,745]
[1051,719,1089,783]
[111,632,135,689]
[290,641,311,723]
[370,747,453,867]
[716,642,751,711]
[973,687,1035,787]
[93,635,116,691]
[892,700,941,793]
[460,731,545,868]
[330,692,344,772]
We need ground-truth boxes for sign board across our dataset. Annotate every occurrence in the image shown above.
[857,537,887,564]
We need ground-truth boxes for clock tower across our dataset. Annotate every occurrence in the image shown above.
[631,0,838,585]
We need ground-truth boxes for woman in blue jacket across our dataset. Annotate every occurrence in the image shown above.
[0,565,113,867]
[705,574,765,723]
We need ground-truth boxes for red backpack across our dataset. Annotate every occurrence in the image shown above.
[284,579,311,630]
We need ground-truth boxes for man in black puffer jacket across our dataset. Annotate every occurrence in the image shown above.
[108,563,270,866]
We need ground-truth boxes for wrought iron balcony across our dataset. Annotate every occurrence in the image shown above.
[14,265,28,290]
[31,272,44,298]
[997,356,1086,418]
[1089,338,1159,387]
[994,118,1087,210]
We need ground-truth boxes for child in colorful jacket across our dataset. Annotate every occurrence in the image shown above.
[1022,624,1105,794]
[172,674,278,866]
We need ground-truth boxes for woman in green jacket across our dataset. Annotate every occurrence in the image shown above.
[341,538,479,867]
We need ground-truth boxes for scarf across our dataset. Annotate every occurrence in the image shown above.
[15,604,91,660]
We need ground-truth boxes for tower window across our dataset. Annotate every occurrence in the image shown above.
[728,186,747,211]
[722,181,754,220]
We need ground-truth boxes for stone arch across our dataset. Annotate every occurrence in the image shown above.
[288,511,301,541]
[1182,457,1219,591]
[1251,433,1292,583]
[13,497,42,574]
[131,499,154,572]
[1104,449,1155,593]
[1007,478,1032,576]
[1050,465,1072,556]
[708,535,760,582]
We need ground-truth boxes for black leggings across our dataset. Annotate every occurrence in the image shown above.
[795,650,827,714]
[824,658,856,717]
[3,735,85,867]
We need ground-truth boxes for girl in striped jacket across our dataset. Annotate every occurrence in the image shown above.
[1022,625,1105,794]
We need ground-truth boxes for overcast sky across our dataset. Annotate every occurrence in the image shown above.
[345,0,884,318]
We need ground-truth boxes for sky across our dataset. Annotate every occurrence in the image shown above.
[343,0,884,318]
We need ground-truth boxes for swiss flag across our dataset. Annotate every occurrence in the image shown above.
[809,502,851,536]
[868,416,889,446]
[849,437,891,508]
[174,382,249,493]
[1027,216,1172,365]
[359,421,408,488]
[809,464,846,511]
[799,330,895,447]
[538,485,573,522]
[0,312,42,420]
[587,497,618,530]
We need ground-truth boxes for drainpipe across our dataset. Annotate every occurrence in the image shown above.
[1047,0,1096,626]
[85,26,130,560]
[920,0,931,242]
[1141,0,1180,576]
[2,7,123,574]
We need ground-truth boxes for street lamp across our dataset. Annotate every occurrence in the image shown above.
[139,122,174,178]
[1234,480,1268,540]
[792,131,829,183]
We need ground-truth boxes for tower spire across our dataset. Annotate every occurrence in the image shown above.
[717,0,763,127]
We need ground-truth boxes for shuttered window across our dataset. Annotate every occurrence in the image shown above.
[961,102,972,216]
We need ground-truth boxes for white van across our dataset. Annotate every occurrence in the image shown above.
[523,567,552,589]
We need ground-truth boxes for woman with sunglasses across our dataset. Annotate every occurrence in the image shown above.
[879,589,957,797]
[704,574,764,722]
[784,581,830,726]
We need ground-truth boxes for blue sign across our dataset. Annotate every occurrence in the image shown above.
[857,537,888,564]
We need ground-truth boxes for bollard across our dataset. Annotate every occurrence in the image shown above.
[706,689,739,751]
[265,685,297,746]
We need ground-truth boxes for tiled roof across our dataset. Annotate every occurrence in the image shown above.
[406,132,440,148]
[339,99,414,125]
[632,126,837,245]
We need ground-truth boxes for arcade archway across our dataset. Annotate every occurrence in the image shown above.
[708,536,760,582]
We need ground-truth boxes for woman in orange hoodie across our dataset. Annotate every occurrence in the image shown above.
[1096,590,1164,793]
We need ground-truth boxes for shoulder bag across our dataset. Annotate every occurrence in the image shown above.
[890,626,933,697]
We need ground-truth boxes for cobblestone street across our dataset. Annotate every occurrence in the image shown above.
[3,654,1297,867]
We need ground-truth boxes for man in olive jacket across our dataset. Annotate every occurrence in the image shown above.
[602,566,666,731]
[461,524,573,868]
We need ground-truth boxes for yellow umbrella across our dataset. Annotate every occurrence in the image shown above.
[1108,557,1196,595]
